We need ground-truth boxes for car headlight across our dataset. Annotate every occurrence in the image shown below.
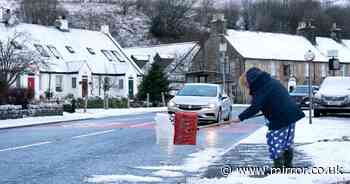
[205,103,217,109]
[168,101,176,107]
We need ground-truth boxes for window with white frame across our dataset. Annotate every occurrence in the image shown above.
[111,50,125,62]
[101,50,115,62]
[34,44,50,57]
[56,75,63,92]
[119,79,124,89]
[66,46,75,53]
[47,45,62,59]
[72,77,77,88]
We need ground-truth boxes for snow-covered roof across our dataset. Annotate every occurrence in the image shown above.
[316,37,350,63]
[0,23,142,75]
[124,42,200,66]
[225,29,328,62]
[342,39,350,50]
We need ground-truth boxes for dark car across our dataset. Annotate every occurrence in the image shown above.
[289,85,319,108]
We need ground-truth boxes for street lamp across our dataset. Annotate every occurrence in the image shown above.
[219,36,227,94]
[304,50,315,124]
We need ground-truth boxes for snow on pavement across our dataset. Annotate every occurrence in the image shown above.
[0,107,166,129]
[189,116,350,184]
[85,174,163,183]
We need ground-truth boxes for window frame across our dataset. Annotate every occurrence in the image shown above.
[66,46,75,54]
[101,50,115,62]
[72,77,77,89]
[118,79,124,89]
[111,50,125,62]
[47,45,62,59]
[34,44,50,57]
[55,75,63,92]
[87,47,96,55]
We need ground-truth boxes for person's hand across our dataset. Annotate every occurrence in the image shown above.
[231,117,241,123]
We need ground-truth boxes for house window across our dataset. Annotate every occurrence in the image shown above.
[56,75,63,92]
[111,50,125,62]
[119,79,124,89]
[47,45,62,59]
[66,46,75,53]
[72,77,77,88]
[87,47,96,55]
[34,44,50,57]
[101,50,115,62]
[283,64,290,76]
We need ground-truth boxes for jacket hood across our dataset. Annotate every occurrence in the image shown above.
[246,67,272,94]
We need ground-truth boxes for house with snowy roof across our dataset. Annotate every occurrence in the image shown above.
[188,15,350,103]
[125,42,200,95]
[0,15,143,100]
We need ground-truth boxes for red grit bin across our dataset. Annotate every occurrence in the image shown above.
[173,112,198,145]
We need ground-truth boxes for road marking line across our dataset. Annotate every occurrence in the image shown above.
[0,141,52,152]
[72,130,115,139]
[129,122,154,128]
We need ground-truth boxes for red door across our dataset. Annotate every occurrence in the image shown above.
[28,77,35,91]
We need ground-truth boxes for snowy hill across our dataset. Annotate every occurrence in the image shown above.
[0,0,158,47]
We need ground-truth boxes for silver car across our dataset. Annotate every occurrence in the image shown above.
[167,83,232,123]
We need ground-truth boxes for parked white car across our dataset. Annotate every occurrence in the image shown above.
[167,83,232,124]
[313,77,350,117]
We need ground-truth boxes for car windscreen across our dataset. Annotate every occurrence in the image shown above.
[320,78,350,92]
[177,85,218,97]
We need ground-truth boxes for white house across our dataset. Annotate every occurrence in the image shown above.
[0,19,143,100]
[124,42,200,95]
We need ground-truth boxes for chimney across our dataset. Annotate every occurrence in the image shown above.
[101,24,109,34]
[55,15,69,32]
[1,8,11,25]
[210,13,227,36]
[297,20,316,45]
[330,23,342,43]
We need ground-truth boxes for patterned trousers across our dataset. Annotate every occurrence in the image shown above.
[266,123,296,159]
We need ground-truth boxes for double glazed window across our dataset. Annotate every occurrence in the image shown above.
[56,75,63,92]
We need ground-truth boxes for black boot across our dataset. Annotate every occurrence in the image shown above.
[264,157,284,176]
[283,148,294,168]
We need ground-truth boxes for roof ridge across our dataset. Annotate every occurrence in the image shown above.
[125,41,199,49]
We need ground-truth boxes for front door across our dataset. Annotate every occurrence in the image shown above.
[28,77,35,91]
[128,78,134,98]
[82,79,88,98]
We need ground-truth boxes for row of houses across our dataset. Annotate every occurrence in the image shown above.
[1,11,350,102]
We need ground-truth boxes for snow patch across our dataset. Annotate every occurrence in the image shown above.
[152,170,184,177]
[86,174,162,183]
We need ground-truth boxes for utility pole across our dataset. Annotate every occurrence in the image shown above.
[219,36,227,94]
[304,50,315,124]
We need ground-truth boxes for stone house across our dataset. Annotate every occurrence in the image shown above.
[125,42,200,95]
[187,15,350,103]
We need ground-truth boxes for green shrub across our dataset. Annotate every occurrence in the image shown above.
[77,97,128,109]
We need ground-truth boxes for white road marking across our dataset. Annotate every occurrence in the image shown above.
[72,130,115,139]
[129,122,154,128]
[0,141,52,152]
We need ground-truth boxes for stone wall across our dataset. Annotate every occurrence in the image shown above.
[0,104,63,120]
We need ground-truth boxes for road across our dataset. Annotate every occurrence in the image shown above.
[0,107,265,184]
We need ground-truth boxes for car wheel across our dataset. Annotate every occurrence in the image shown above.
[314,109,321,117]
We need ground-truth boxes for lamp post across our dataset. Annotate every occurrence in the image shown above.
[219,36,227,94]
[304,50,315,124]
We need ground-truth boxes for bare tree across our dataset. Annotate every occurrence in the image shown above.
[195,0,216,27]
[20,0,68,26]
[223,0,240,29]
[149,0,197,39]
[116,0,136,15]
[0,32,45,103]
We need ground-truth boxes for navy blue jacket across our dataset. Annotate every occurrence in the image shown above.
[238,67,305,130]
